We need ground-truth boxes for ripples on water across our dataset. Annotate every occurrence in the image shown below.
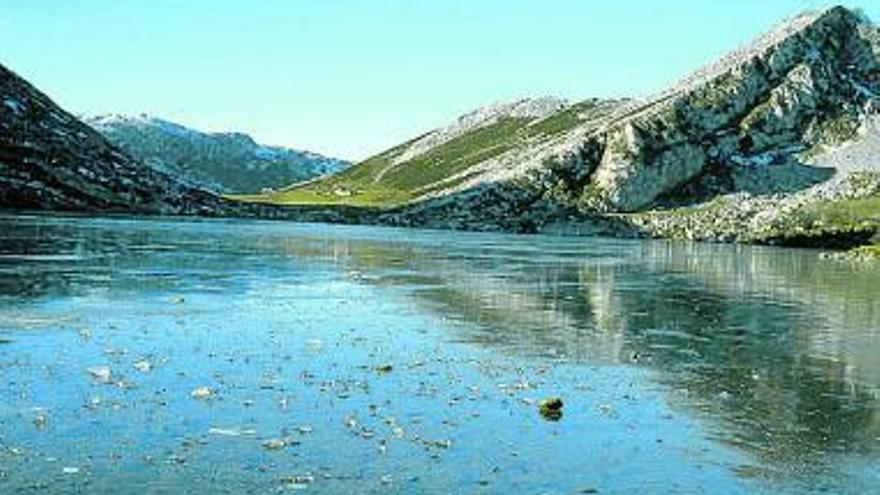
[0,214,878,494]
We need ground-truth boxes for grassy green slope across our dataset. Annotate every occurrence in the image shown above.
[781,194,880,252]
[232,100,615,208]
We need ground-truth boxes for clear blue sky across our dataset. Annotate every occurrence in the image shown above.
[1,1,876,160]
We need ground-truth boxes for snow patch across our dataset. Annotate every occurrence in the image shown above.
[730,152,777,167]
[3,98,24,116]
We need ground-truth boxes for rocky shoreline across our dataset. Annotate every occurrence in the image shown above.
[625,171,880,246]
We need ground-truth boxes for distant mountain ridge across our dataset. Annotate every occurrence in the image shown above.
[87,114,350,194]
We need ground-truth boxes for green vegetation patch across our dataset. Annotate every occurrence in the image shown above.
[801,195,880,229]
[523,100,601,139]
[847,244,880,260]
[760,194,880,248]
[377,117,532,192]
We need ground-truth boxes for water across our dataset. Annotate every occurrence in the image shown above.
[0,214,879,494]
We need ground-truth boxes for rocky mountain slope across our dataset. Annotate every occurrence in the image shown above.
[0,64,225,215]
[240,96,628,206]
[87,115,349,194]
[242,6,880,254]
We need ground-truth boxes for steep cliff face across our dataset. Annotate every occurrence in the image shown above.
[0,64,223,215]
[87,115,350,194]
[583,6,880,211]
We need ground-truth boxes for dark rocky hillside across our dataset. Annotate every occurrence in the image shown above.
[0,64,224,215]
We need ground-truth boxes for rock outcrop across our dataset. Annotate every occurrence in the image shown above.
[582,6,880,211]
[0,64,225,215]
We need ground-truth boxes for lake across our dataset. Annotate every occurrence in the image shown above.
[0,214,878,494]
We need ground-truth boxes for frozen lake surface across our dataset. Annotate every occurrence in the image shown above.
[0,214,879,494]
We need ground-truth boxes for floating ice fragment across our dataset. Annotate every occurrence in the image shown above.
[190,387,214,400]
[87,366,112,384]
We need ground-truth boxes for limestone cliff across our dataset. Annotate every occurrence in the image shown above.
[582,6,880,211]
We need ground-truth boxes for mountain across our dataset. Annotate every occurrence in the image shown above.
[4,5,879,255]
[87,115,350,194]
[242,95,624,206]
[243,6,880,252]
[0,64,224,215]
